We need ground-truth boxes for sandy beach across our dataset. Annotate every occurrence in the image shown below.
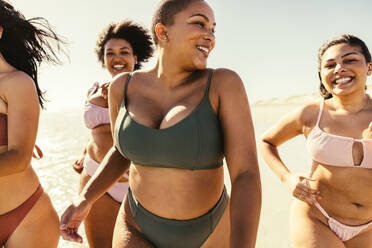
[33,100,315,248]
[252,104,311,248]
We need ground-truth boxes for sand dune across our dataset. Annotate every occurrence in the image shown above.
[253,93,321,106]
[253,86,372,106]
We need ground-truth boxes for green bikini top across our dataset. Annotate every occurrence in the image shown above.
[114,70,224,170]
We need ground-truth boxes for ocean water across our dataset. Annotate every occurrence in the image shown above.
[36,108,89,248]
[33,104,310,248]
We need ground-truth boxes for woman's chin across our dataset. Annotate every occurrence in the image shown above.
[330,82,366,97]
[193,61,208,70]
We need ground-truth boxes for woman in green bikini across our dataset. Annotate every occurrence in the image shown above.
[60,0,261,247]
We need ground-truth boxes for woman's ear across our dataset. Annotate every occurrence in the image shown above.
[0,26,3,39]
[155,23,168,42]
[367,62,372,76]
[134,55,138,65]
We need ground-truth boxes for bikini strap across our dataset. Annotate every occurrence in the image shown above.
[204,69,214,97]
[315,99,325,127]
[302,179,330,219]
[314,202,330,219]
[121,73,132,108]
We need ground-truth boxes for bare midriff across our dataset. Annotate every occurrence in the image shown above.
[129,163,225,220]
[0,145,40,214]
[86,124,113,163]
[308,161,372,225]
[84,124,128,183]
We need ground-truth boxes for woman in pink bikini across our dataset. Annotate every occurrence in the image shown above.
[261,34,372,247]
[0,1,64,247]
[72,20,153,248]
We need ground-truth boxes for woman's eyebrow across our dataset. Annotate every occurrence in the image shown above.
[189,13,216,26]
[341,52,359,58]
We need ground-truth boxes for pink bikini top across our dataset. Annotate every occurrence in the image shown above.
[307,100,372,168]
[83,82,110,129]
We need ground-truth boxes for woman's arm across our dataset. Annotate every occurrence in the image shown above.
[73,83,110,173]
[0,72,39,176]
[215,69,261,248]
[87,82,110,107]
[79,74,131,203]
[259,103,320,205]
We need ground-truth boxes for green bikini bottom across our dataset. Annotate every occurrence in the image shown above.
[128,186,228,248]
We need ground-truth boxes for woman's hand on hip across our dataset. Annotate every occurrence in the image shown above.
[284,173,320,205]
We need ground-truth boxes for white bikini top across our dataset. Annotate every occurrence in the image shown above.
[83,82,110,129]
[307,100,372,168]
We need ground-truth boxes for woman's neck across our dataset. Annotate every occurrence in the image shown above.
[153,48,196,89]
[0,53,15,73]
[332,92,369,113]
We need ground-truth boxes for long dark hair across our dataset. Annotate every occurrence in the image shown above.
[0,0,65,108]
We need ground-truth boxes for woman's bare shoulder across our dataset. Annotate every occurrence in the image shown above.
[210,68,243,90]
[109,72,131,98]
[294,101,322,128]
[111,70,153,98]
[0,70,33,86]
[0,71,36,97]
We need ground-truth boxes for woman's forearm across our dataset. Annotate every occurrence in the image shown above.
[0,149,33,176]
[230,170,262,248]
[260,140,291,183]
[80,146,130,204]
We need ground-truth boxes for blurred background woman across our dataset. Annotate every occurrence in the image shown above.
[73,20,153,248]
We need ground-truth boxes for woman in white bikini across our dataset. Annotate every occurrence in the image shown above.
[72,20,153,248]
[260,34,372,248]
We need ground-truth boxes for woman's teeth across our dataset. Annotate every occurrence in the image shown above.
[113,64,125,69]
[196,46,209,54]
[334,77,352,85]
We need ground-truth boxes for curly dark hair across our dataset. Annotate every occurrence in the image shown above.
[95,20,154,70]
[0,0,65,108]
[317,34,371,99]
[151,0,204,45]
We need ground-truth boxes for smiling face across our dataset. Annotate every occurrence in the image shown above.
[319,43,372,97]
[162,1,216,70]
[103,38,137,77]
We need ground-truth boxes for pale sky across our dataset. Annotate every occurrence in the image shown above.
[13,0,372,111]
